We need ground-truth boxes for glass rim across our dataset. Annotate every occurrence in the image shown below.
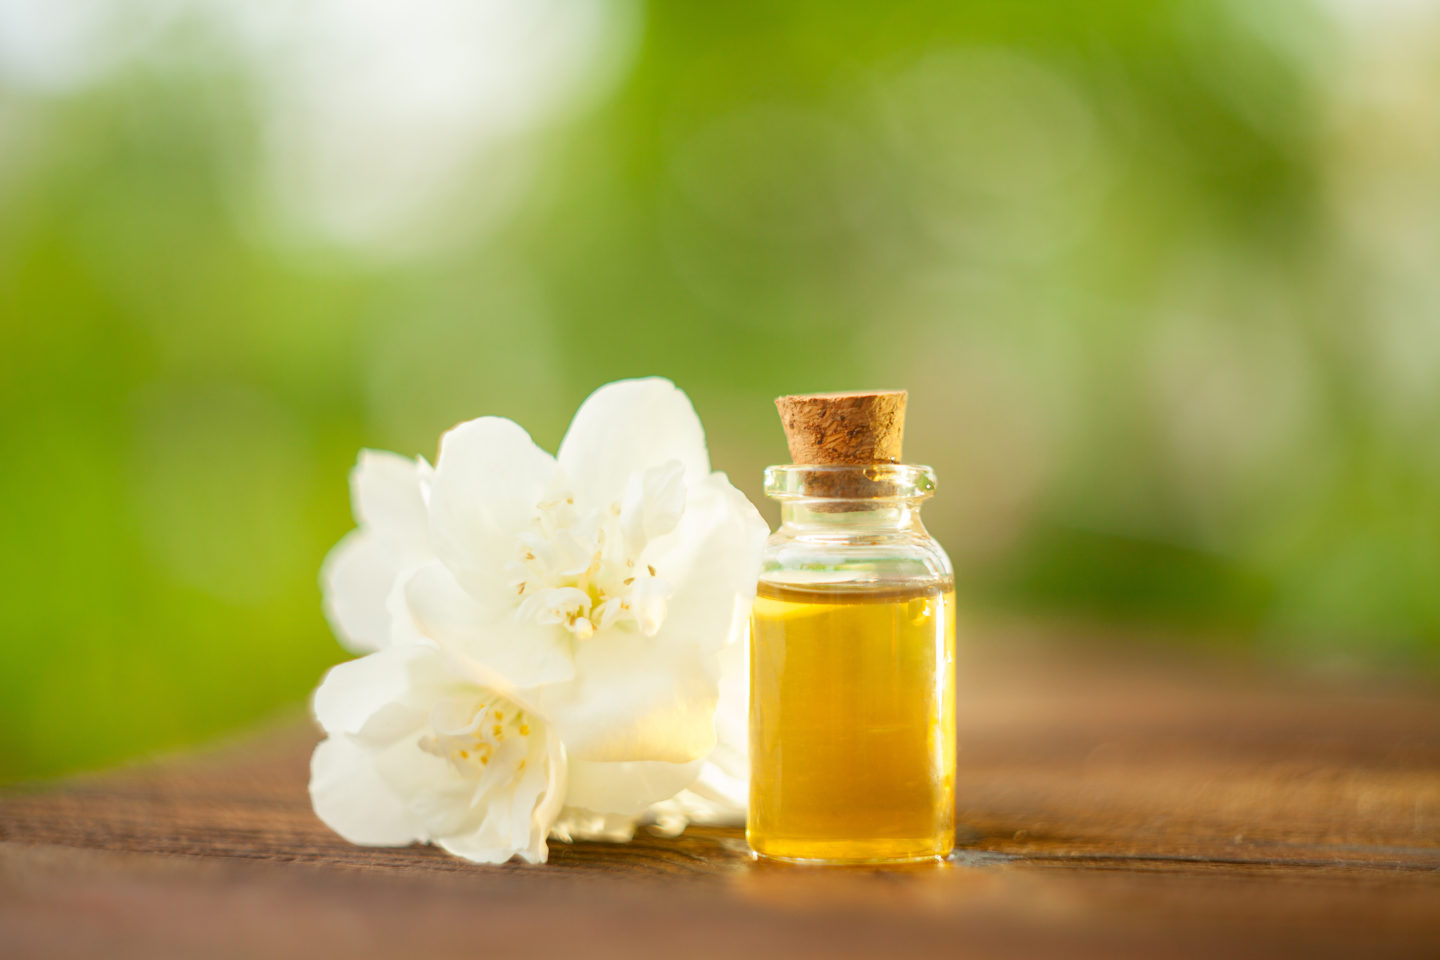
[762,463,937,502]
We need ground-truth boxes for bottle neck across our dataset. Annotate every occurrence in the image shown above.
[777,499,926,535]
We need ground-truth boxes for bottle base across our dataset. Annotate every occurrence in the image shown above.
[751,850,949,866]
[747,835,954,865]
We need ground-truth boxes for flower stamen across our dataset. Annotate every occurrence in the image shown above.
[508,465,683,641]
[419,695,533,780]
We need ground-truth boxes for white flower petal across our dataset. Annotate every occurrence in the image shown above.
[508,732,565,864]
[714,622,750,753]
[531,726,569,857]
[558,378,710,510]
[594,631,751,838]
[319,530,400,653]
[620,460,686,550]
[405,562,574,691]
[435,834,520,865]
[372,722,499,838]
[577,604,752,835]
[428,416,557,608]
[642,478,766,680]
[549,809,637,843]
[539,629,721,763]
[681,626,752,824]
[354,701,429,748]
[321,452,433,653]
[309,735,422,846]
[312,645,433,736]
[565,757,704,817]
[352,449,429,536]
[646,472,769,601]
[673,774,747,826]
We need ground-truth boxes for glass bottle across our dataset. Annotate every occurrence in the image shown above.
[748,463,956,863]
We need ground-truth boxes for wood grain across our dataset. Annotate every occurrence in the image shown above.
[3,630,1438,959]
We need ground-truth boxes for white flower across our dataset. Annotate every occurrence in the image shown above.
[309,644,565,864]
[312,378,767,861]
[413,378,766,764]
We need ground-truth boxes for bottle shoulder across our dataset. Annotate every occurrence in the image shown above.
[759,524,953,587]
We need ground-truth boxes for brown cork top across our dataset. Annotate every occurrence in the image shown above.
[775,390,907,465]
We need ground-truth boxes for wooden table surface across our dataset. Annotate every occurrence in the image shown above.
[3,630,1438,959]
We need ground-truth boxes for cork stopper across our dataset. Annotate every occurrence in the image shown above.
[775,390,907,465]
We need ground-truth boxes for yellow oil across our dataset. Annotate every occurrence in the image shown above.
[748,578,956,863]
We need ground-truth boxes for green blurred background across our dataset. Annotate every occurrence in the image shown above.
[3,0,1438,782]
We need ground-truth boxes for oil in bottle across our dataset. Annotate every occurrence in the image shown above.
[748,578,956,862]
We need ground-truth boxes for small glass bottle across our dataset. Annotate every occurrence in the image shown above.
[748,393,955,864]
